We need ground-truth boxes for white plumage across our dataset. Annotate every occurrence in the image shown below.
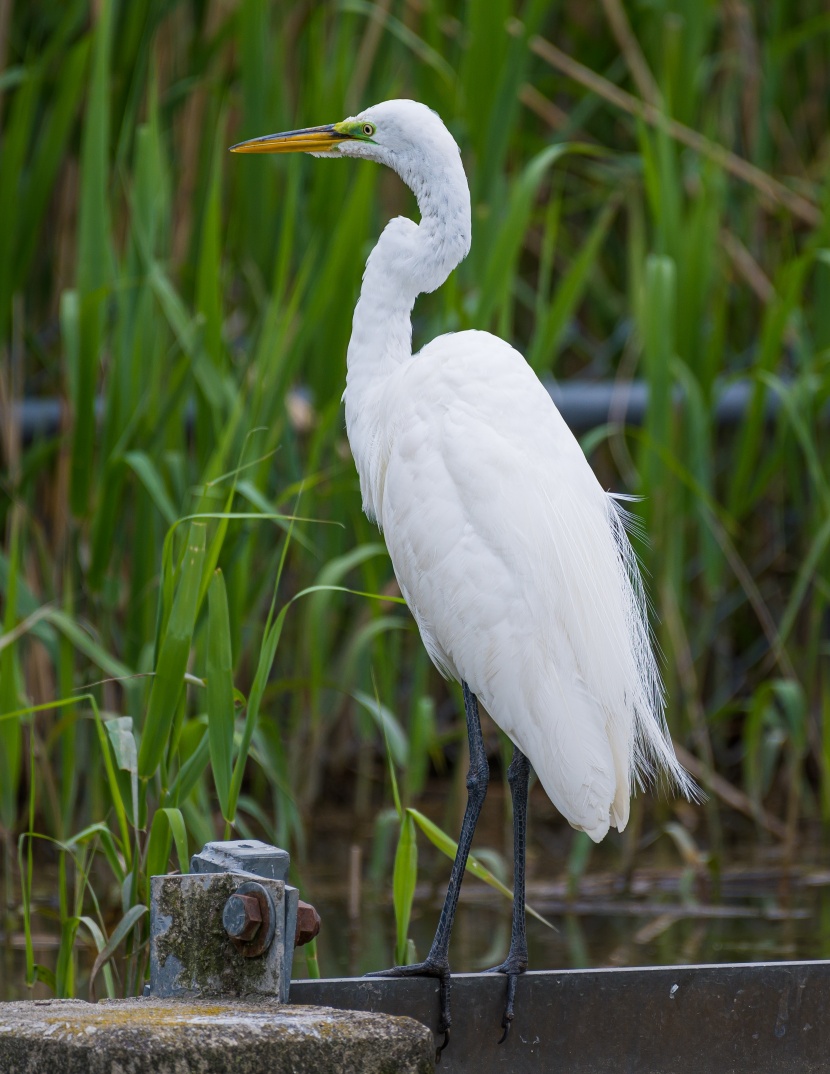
[234,97,693,842]
[337,100,692,840]
[353,325,691,839]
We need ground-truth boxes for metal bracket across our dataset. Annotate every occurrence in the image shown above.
[148,839,300,1002]
[291,961,830,1073]
[191,839,290,881]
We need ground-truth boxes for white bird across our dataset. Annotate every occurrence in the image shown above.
[231,99,694,1050]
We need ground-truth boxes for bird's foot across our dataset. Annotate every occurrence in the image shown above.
[365,958,452,1059]
[485,954,527,1043]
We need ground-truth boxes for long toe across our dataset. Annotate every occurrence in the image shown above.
[482,954,526,1038]
[497,972,519,1045]
[484,955,527,975]
[364,958,449,980]
[365,959,453,1059]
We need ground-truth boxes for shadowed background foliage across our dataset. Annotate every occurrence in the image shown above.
[1,0,829,998]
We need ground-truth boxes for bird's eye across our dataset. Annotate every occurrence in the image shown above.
[362,123,375,137]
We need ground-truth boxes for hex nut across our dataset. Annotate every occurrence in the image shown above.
[223,892,262,942]
[294,900,321,947]
[223,881,275,957]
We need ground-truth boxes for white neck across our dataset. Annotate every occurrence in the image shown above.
[343,150,471,520]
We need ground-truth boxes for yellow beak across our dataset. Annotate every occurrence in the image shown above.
[229,124,347,154]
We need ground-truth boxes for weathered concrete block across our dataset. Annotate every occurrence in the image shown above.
[0,997,434,1074]
[149,872,296,1000]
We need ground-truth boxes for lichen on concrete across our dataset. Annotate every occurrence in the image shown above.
[0,997,434,1074]
[150,873,288,998]
[153,873,239,991]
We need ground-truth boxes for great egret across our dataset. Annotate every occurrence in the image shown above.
[231,99,693,1050]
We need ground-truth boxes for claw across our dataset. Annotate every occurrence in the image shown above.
[365,961,453,1056]
[496,969,519,1042]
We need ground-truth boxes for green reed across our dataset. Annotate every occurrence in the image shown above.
[1,0,828,994]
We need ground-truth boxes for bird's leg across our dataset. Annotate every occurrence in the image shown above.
[486,744,531,1043]
[366,681,489,1055]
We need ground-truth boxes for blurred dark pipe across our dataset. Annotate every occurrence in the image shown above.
[15,379,781,445]
[545,378,778,433]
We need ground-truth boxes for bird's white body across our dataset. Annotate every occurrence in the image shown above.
[230,96,694,1034]
[324,100,691,841]
[351,330,638,839]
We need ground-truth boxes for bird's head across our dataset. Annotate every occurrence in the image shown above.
[230,99,463,190]
[231,99,471,289]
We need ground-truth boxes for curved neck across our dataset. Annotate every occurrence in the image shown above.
[343,149,471,520]
[346,152,471,388]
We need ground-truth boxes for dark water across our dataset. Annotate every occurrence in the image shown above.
[290,788,830,981]
[297,852,830,984]
[4,791,830,1001]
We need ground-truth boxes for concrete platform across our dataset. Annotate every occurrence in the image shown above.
[0,996,434,1074]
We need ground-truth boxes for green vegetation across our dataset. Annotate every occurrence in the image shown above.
[1,0,828,997]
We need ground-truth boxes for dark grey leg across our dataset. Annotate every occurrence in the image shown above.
[486,744,530,1042]
[366,681,489,1056]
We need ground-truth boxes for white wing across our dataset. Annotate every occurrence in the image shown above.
[373,330,692,841]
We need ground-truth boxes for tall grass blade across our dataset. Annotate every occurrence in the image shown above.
[407,807,553,929]
[138,522,206,780]
[70,0,113,517]
[146,807,190,903]
[207,570,235,821]
[0,511,22,830]
[392,811,417,966]
[88,904,147,1000]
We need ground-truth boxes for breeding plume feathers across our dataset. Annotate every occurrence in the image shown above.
[369,330,695,841]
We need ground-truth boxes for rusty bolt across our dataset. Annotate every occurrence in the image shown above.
[223,892,262,943]
[294,900,321,947]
